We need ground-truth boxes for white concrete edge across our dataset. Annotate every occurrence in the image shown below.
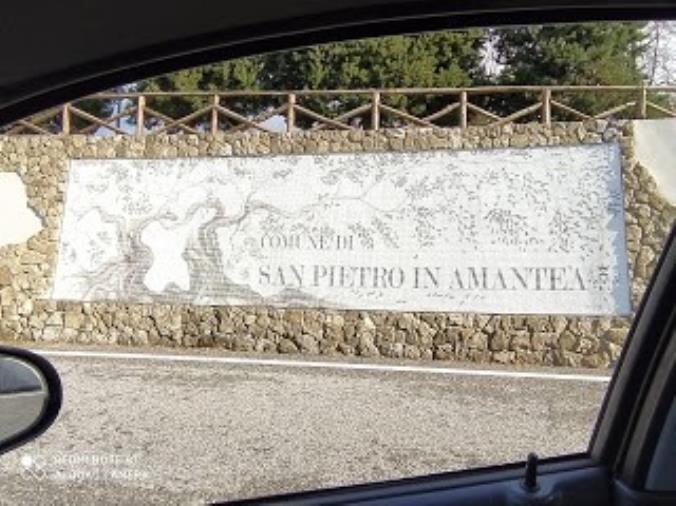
[0,172,43,247]
[32,349,612,383]
[632,118,676,206]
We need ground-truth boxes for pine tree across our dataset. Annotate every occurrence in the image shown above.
[137,31,486,127]
[493,22,648,118]
[135,23,654,127]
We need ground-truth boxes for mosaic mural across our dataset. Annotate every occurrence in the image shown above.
[51,144,630,315]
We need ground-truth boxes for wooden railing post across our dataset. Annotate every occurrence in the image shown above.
[136,95,145,136]
[61,103,71,134]
[541,87,552,126]
[287,93,296,133]
[371,91,381,131]
[211,94,220,134]
[459,91,468,129]
[637,81,648,119]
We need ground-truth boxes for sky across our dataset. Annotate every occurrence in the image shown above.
[645,22,676,84]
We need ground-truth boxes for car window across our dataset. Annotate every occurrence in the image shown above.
[0,19,674,504]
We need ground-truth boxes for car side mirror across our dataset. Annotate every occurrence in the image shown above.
[0,346,62,456]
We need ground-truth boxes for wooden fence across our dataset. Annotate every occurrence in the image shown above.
[4,85,676,136]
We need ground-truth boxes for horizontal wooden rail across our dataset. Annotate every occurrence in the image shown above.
[3,84,675,136]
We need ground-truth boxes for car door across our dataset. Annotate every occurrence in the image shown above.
[224,226,676,505]
[1,2,676,505]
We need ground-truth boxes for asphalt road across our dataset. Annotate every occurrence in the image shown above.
[0,345,610,505]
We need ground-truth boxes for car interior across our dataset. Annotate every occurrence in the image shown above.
[0,1,675,505]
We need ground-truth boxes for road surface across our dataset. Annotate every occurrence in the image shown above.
[0,344,610,505]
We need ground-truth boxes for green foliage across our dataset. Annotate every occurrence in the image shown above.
[134,23,654,128]
[139,57,267,122]
[137,31,486,126]
[493,22,648,118]
[263,32,484,89]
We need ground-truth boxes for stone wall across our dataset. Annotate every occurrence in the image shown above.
[0,121,673,367]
